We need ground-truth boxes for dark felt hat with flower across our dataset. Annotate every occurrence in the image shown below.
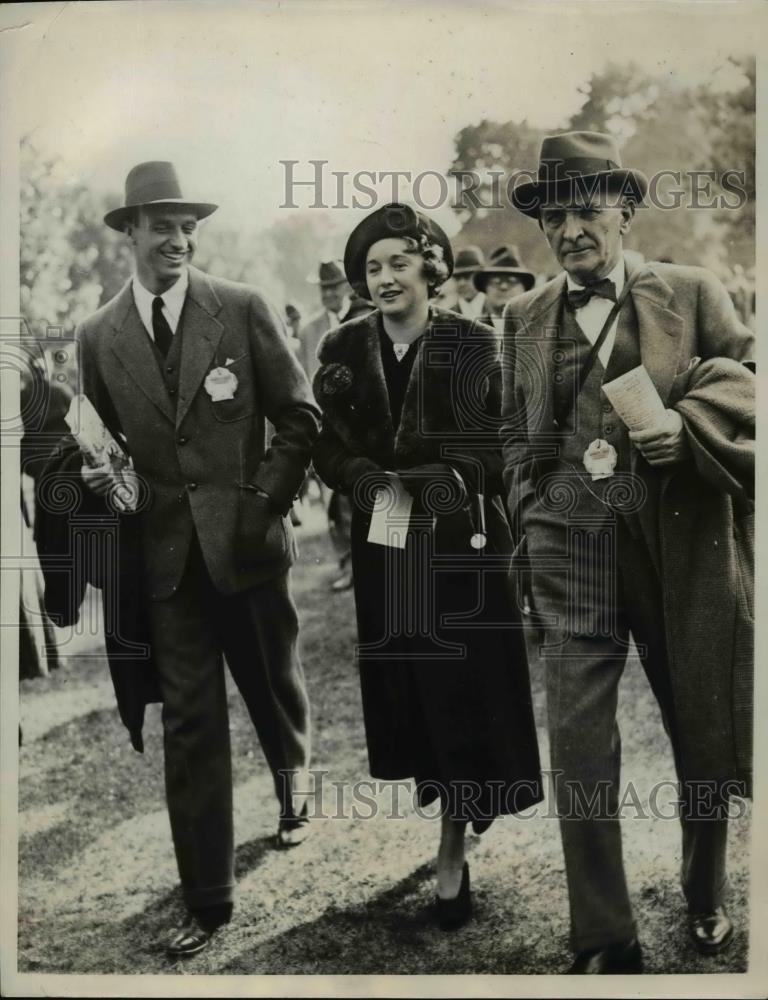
[343,203,454,288]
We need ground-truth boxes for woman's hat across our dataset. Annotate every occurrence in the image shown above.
[344,203,454,287]
[453,245,485,275]
[103,161,218,232]
[473,245,536,292]
[510,131,648,219]
[307,260,347,286]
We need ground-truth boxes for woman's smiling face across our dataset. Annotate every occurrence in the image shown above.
[365,238,430,318]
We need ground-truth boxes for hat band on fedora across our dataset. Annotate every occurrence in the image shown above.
[538,156,620,181]
[126,179,185,206]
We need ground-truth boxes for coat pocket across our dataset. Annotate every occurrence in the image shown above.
[236,488,289,568]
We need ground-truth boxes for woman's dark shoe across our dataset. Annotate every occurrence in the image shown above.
[435,862,471,930]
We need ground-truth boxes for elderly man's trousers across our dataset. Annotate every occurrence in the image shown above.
[527,511,729,953]
[146,535,311,911]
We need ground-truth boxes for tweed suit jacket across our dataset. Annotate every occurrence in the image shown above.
[76,265,320,599]
[500,260,755,523]
[298,309,333,382]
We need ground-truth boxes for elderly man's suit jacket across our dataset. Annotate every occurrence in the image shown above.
[76,265,320,600]
[500,260,755,788]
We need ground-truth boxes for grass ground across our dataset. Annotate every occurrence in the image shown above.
[17,501,750,977]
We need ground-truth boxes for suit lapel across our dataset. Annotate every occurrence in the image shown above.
[176,268,225,428]
[630,265,685,406]
[109,281,176,423]
[516,274,565,435]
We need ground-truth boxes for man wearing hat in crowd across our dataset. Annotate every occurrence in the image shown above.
[474,245,536,343]
[501,131,754,973]
[452,245,487,319]
[299,260,372,591]
[75,161,320,956]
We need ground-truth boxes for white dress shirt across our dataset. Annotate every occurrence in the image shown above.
[565,258,625,369]
[132,267,189,341]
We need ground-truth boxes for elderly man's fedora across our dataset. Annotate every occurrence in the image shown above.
[104,161,218,232]
[307,260,347,286]
[511,131,648,219]
[453,245,486,275]
[344,202,454,288]
[473,245,535,292]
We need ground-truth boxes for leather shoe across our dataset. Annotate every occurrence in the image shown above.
[276,801,310,848]
[166,915,213,957]
[330,569,353,592]
[688,906,734,955]
[435,862,472,931]
[568,937,644,974]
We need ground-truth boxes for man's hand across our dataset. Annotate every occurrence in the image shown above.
[81,460,114,496]
[629,408,688,466]
[82,462,139,512]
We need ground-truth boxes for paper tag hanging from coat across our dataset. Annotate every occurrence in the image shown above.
[367,473,413,549]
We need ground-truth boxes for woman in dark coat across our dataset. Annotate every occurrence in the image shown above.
[312,203,542,928]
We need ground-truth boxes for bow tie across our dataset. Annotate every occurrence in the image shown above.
[566,277,617,311]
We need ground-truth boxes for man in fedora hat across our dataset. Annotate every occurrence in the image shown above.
[299,260,372,591]
[452,245,487,320]
[474,245,536,342]
[76,161,320,955]
[501,132,754,973]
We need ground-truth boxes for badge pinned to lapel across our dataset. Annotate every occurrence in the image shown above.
[583,439,617,481]
[205,366,238,401]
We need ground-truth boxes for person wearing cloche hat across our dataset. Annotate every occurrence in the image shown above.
[452,245,487,320]
[312,202,542,930]
[72,161,320,956]
[501,131,754,973]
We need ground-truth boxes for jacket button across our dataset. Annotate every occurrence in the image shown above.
[602,402,612,413]
[178,436,188,446]
[604,424,613,434]
[188,483,198,491]
[168,387,176,396]
[166,365,174,373]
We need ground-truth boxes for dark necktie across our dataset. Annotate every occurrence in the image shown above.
[152,296,174,357]
[566,277,617,311]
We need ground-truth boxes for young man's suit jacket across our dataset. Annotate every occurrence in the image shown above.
[76,265,320,600]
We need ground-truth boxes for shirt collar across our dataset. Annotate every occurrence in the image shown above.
[132,267,189,323]
[565,256,626,295]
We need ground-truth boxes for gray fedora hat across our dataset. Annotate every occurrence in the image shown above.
[104,161,218,231]
[511,131,648,219]
[473,245,536,292]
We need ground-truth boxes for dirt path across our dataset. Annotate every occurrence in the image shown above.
[17,506,750,976]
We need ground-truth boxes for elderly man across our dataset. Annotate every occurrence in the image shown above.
[502,132,754,973]
[76,162,320,956]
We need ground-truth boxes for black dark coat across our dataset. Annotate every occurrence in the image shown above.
[313,308,542,825]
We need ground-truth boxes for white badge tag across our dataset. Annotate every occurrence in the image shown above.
[367,473,413,548]
[583,438,618,480]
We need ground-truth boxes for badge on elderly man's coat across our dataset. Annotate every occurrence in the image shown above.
[204,366,238,401]
[583,439,617,480]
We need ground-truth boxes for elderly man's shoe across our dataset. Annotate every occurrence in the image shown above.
[688,906,734,954]
[166,915,213,957]
[568,937,644,974]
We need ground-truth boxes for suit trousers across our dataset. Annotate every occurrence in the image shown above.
[146,535,310,910]
[528,511,728,952]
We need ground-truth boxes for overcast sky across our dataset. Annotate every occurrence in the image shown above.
[4,0,759,236]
